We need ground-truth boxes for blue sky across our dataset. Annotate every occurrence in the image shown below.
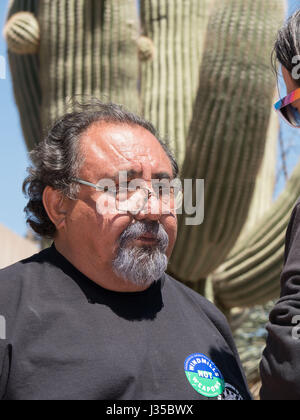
[0,1,30,237]
[0,0,299,238]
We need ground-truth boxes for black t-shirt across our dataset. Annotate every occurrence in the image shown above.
[260,199,300,400]
[0,245,251,400]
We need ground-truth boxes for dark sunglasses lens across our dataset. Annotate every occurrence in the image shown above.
[280,102,300,128]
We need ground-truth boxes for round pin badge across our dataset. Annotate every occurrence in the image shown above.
[184,353,225,398]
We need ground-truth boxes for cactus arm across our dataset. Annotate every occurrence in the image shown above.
[4,0,42,150]
[212,159,300,309]
[236,92,279,241]
[37,0,140,132]
[3,11,40,55]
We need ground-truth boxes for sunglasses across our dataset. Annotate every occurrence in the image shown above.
[274,87,300,128]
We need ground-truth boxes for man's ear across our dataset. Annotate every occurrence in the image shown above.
[43,186,68,231]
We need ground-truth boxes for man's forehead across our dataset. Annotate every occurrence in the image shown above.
[80,122,172,178]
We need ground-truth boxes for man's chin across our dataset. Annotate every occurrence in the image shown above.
[112,245,168,287]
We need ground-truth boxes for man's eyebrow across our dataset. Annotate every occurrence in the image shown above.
[101,170,173,181]
[127,169,172,179]
[121,169,172,180]
[152,172,173,180]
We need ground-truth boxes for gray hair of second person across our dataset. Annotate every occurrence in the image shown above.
[23,99,179,239]
[272,9,300,86]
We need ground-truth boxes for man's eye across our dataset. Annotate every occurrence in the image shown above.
[160,187,171,196]
[128,185,141,192]
[117,184,128,191]
[102,186,117,195]
[118,183,141,192]
[156,185,174,195]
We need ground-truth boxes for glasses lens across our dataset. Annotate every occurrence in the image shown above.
[116,182,183,214]
[158,188,183,212]
[174,190,183,211]
[279,97,300,128]
[286,103,300,127]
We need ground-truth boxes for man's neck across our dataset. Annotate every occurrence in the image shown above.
[53,239,151,293]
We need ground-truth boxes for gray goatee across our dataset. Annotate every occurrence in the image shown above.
[112,221,169,287]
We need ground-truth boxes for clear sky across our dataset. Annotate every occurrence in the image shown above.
[0,0,299,238]
[0,1,30,238]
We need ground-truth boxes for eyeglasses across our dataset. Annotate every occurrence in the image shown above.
[274,87,300,128]
[73,178,183,214]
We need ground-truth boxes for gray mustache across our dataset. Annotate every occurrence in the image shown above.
[119,221,169,251]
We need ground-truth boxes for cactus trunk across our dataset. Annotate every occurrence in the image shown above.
[168,0,284,283]
[140,0,211,167]
[6,0,41,150]
[212,159,300,309]
[38,0,140,130]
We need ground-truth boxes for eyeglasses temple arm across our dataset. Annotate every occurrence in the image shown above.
[73,178,105,191]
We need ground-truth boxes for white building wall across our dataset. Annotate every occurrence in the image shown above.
[0,224,40,269]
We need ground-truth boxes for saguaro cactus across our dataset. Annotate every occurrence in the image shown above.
[139,0,211,167]
[238,94,279,240]
[38,0,141,130]
[167,0,284,287]
[4,0,140,148]
[4,0,41,151]
[212,159,300,310]
[4,0,286,309]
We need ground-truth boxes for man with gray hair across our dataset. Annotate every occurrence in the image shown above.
[0,100,251,400]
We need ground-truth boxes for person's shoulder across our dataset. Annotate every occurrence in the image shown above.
[0,247,53,291]
[0,247,56,343]
[164,273,227,324]
[284,197,300,259]
[164,273,206,301]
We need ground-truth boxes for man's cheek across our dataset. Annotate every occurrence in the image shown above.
[161,219,177,255]
[96,194,119,216]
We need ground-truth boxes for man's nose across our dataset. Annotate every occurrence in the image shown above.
[133,189,162,221]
